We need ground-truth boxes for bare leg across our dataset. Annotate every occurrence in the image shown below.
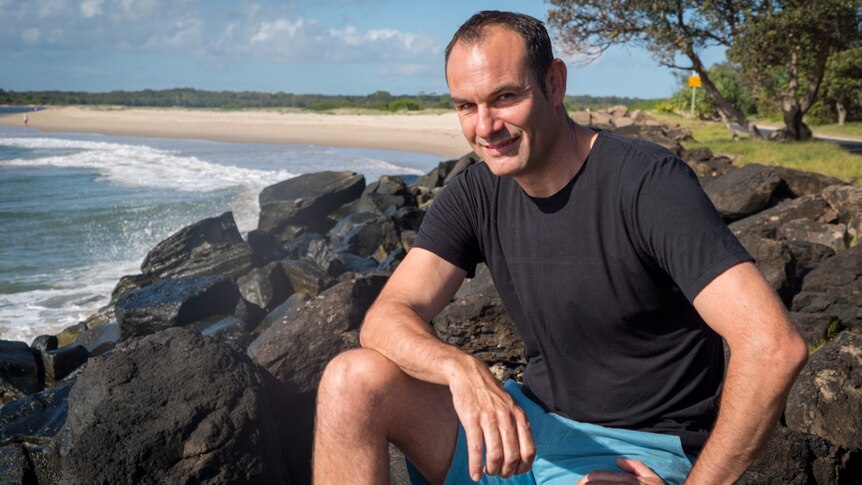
[313,348,459,485]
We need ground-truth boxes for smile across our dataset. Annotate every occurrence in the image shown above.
[483,135,521,155]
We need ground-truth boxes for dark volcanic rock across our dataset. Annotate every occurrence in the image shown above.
[353,175,413,216]
[248,274,388,394]
[442,152,480,186]
[70,322,121,356]
[739,426,862,484]
[433,291,525,382]
[730,194,832,239]
[737,235,794,302]
[328,212,401,262]
[252,293,311,336]
[111,273,153,302]
[455,263,496,299]
[789,312,843,349]
[280,259,333,296]
[0,375,74,445]
[237,261,294,312]
[0,443,35,484]
[822,185,862,224]
[773,167,847,198]
[115,275,241,340]
[247,276,388,485]
[702,164,782,221]
[53,328,289,484]
[0,341,40,404]
[258,171,365,235]
[40,345,88,386]
[778,218,847,253]
[791,244,862,331]
[415,159,458,189]
[246,229,288,265]
[30,335,58,353]
[785,331,862,450]
[141,212,255,281]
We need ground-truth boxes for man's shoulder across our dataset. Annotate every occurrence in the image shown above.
[594,130,679,165]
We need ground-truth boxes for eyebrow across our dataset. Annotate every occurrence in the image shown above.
[451,83,524,105]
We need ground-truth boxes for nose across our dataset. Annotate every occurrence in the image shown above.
[475,104,498,140]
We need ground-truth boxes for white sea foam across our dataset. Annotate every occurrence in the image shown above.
[0,137,297,192]
[0,259,139,344]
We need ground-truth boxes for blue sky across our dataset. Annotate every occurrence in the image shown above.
[0,0,726,99]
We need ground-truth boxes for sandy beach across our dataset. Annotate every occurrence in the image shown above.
[0,106,471,158]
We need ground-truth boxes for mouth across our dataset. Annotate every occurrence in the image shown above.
[481,134,521,156]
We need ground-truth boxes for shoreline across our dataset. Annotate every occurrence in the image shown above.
[0,106,471,158]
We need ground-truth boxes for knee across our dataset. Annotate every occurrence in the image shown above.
[317,348,400,410]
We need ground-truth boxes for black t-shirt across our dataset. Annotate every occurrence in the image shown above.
[413,131,752,453]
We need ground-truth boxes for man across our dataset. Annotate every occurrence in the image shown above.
[313,10,808,485]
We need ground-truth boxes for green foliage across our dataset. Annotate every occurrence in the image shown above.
[388,98,423,111]
[0,88,455,112]
[548,1,862,140]
[668,63,756,118]
[809,319,845,353]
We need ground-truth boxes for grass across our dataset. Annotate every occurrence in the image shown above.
[648,111,862,184]
[807,122,862,139]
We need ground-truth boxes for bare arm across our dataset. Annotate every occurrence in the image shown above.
[684,261,808,484]
[360,248,535,480]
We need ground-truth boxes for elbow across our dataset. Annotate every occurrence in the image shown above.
[784,331,809,378]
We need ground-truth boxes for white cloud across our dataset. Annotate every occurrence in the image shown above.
[251,18,305,43]
[80,0,104,18]
[22,28,41,44]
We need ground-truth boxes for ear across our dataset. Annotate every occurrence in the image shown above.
[545,59,567,108]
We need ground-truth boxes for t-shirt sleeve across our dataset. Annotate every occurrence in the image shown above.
[413,170,484,277]
[628,155,753,302]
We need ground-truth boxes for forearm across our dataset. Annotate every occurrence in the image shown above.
[684,340,808,484]
[359,298,488,387]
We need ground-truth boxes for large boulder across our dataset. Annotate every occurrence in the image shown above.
[328,212,402,263]
[0,341,40,404]
[778,218,847,253]
[772,167,847,198]
[791,244,862,331]
[257,171,365,235]
[115,275,241,339]
[0,375,75,446]
[141,212,256,282]
[702,164,782,221]
[237,261,294,312]
[432,290,525,382]
[822,185,862,224]
[353,175,414,216]
[247,275,388,485]
[52,328,289,484]
[730,194,832,240]
[739,426,862,484]
[248,274,388,394]
[785,331,862,450]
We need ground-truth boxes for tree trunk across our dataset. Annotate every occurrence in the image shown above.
[687,50,764,140]
[837,100,847,126]
[782,103,811,141]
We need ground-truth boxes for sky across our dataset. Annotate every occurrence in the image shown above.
[0,0,727,99]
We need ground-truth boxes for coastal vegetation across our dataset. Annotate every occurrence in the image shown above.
[0,87,642,113]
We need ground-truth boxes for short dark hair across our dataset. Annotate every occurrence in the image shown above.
[445,10,554,96]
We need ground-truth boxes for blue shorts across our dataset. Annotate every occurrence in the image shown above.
[408,380,694,485]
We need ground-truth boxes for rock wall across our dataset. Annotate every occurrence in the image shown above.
[1,112,861,484]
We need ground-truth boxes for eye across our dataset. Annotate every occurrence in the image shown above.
[456,102,475,112]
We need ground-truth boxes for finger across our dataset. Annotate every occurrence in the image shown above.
[481,416,504,476]
[615,457,660,478]
[464,421,484,482]
[497,412,520,477]
[514,411,535,476]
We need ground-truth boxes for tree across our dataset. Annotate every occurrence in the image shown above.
[820,47,862,125]
[548,1,862,140]
[727,1,861,139]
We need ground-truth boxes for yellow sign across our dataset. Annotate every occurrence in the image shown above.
[689,75,702,88]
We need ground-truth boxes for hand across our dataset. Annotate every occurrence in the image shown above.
[448,361,535,482]
[576,457,665,484]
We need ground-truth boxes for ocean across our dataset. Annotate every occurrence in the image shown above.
[0,124,441,344]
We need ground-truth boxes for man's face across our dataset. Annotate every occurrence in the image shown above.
[446,26,557,179]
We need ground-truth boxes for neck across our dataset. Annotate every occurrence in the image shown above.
[516,115,596,198]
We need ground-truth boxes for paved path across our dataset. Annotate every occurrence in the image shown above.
[734,123,862,155]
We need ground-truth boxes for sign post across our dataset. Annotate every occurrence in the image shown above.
[688,72,702,117]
